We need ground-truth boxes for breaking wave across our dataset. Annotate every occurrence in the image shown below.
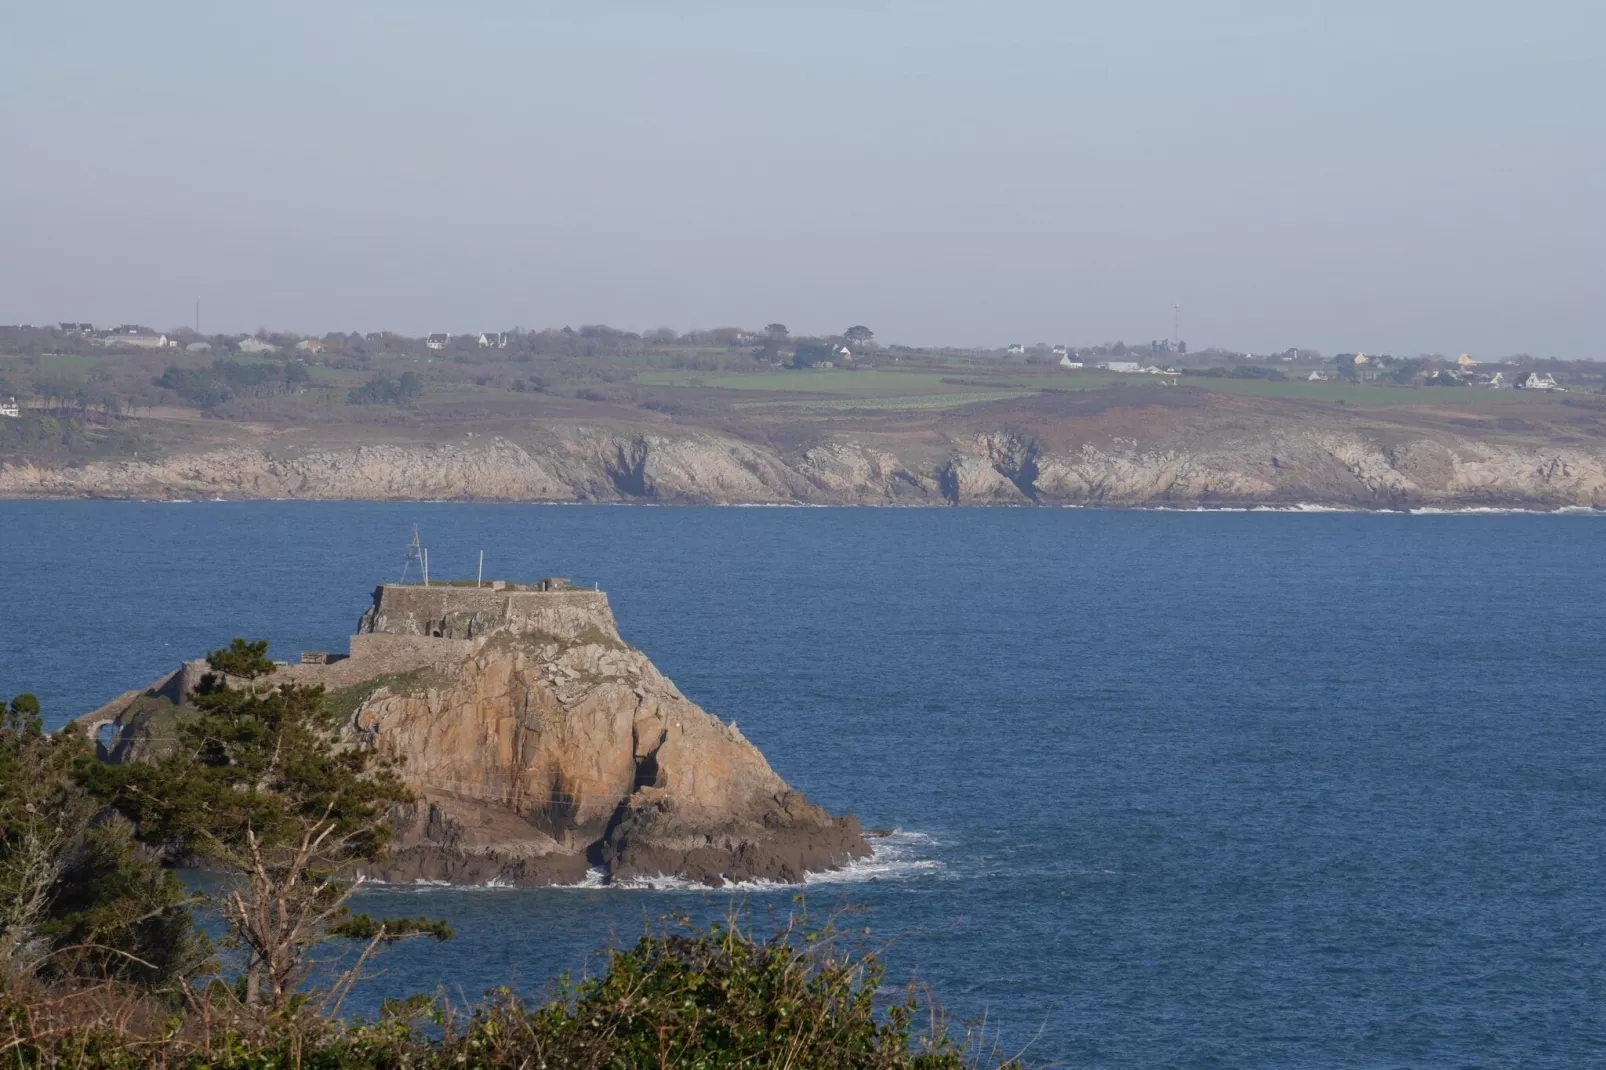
[360,830,942,894]
[586,829,943,892]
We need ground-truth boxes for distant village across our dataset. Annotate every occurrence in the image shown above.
[990,338,1584,391]
[0,319,1599,428]
[28,322,517,358]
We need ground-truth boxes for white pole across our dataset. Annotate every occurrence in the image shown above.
[423,548,429,587]
[478,550,484,588]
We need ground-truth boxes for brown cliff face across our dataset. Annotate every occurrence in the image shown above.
[85,583,869,888]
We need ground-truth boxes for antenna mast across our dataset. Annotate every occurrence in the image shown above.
[400,525,425,584]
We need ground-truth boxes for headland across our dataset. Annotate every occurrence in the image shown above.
[83,580,870,887]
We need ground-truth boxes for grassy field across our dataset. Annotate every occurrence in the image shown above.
[15,353,118,376]
[636,369,974,394]
[1179,376,1542,405]
[635,365,1570,411]
[736,390,1041,411]
[307,365,365,385]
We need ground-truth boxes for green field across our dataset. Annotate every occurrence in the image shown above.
[22,353,118,376]
[306,365,364,385]
[637,366,1557,410]
[637,369,976,394]
[736,390,1041,411]
[1175,376,1543,405]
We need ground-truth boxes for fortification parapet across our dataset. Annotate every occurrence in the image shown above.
[357,583,618,643]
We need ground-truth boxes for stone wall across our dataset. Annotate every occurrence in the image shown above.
[357,584,618,643]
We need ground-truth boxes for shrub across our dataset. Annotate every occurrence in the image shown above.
[346,372,422,406]
[442,912,986,1068]
[0,913,1019,1068]
[156,361,310,409]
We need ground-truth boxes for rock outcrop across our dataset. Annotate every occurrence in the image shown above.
[83,583,870,887]
[8,416,1606,510]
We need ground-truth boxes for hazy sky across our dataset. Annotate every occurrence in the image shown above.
[4,1,1602,356]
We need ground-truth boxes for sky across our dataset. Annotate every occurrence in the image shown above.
[3,1,1603,357]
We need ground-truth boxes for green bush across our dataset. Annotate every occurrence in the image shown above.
[346,372,422,406]
[156,361,311,409]
[2,913,1017,1068]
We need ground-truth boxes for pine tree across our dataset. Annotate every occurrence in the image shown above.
[1,694,201,986]
[82,641,449,1009]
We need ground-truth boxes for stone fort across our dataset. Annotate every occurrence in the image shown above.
[81,580,617,750]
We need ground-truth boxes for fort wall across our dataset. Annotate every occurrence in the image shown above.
[77,583,620,742]
[357,584,617,643]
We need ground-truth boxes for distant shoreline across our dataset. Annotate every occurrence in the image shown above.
[3,494,1602,516]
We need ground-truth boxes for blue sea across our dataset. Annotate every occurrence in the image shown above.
[3,501,1605,1067]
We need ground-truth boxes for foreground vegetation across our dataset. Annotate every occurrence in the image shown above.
[3,913,994,1068]
[1,646,1013,1068]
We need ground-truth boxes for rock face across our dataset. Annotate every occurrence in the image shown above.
[8,416,1606,510]
[85,583,870,887]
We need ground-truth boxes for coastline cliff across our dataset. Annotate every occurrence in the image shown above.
[82,582,870,887]
[7,420,1606,510]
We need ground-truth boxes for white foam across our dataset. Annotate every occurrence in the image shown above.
[803,830,944,886]
[569,828,943,892]
[1407,505,1605,516]
[573,867,608,889]
[361,876,519,893]
[1059,501,1604,516]
[363,830,943,894]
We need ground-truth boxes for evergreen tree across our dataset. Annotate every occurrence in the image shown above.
[82,641,449,1009]
[0,695,201,987]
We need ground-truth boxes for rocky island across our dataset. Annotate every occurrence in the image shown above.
[81,581,870,887]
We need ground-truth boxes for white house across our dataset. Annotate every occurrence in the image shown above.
[1052,344,1068,358]
[98,331,171,349]
[1005,343,1025,355]
[1058,354,1084,369]
[1486,372,1505,388]
[477,332,508,349]
[426,333,449,351]
[238,337,278,354]
[1101,361,1143,373]
[1517,371,1558,390]
[0,397,19,418]
[1308,370,1329,382]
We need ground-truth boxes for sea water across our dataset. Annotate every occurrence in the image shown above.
[3,502,1604,1067]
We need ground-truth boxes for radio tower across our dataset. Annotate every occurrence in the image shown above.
[400,525,426,584]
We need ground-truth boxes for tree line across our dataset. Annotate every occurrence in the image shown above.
[155,361,313,410]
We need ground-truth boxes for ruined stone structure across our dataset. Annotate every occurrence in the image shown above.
[81,583,870,887]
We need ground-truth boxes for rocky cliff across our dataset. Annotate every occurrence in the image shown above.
[82,583,870,887]
[8,413,1606,509]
